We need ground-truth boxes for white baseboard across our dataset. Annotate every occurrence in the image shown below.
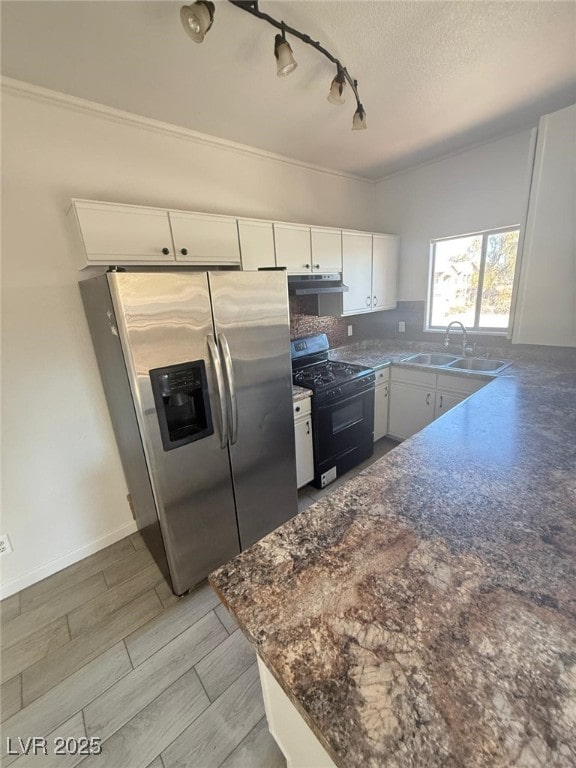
[0,521,138,600]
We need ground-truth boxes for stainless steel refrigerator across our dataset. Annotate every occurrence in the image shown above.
[80,270,298,595]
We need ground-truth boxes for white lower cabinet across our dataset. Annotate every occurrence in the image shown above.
[434,390,465,418]
[388,368,488,440]
[373,367,390,442]
[388,381,435,439]
[435,372,487,421]
[294,398,314,489]
[388,367,436,440]
[258,657,337,768]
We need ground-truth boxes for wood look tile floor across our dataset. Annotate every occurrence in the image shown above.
[0,438,397,768]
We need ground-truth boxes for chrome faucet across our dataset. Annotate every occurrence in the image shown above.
[444,321,470,356]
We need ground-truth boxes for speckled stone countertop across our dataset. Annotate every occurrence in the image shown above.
[211,350,576,768]
[329,340,409,368]
[292,384,313,402]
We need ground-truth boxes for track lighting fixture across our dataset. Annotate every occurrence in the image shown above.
[274,30,298,77]
[180,0,367,132]
[180,1,215,44]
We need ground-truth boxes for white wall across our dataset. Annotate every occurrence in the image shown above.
[0,81,375,597]
[375,131,534,301]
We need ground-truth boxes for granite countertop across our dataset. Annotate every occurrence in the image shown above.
[329,341,409,369]
[292,384,313,403]
[211,351,576,768]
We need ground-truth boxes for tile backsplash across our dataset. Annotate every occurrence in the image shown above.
[289,295,350,347]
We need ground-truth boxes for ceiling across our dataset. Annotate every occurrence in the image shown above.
[2,1,575,179]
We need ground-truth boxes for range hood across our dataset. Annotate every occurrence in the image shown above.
[288,273,349,295]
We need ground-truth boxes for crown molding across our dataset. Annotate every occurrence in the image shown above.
[1,76,374,185]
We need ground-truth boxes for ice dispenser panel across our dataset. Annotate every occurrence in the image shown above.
[150,361,213,451]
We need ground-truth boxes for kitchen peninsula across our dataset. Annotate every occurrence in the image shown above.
[210,351,576,768]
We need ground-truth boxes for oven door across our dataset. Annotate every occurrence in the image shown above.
[314,385,375,469]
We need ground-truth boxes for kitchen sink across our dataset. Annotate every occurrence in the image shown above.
[402,353,459,366]
[447,358,512,373]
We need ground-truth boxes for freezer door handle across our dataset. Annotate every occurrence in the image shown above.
[207,334,228,449]
[218,333,239,446]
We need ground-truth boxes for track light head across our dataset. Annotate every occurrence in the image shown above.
[274,33,298,77]
[180,1,215,43]
[327,68,346,105]
[352,104,367,131]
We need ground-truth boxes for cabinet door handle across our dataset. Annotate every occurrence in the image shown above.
[180,248,188,256]
[295,406,300,412]
[439,394,443,408]
[314,264,320,269]
[306,420,310,435]
[426,393,431,406]
[162,247,170,255]
[304,263,311,269]
[384,385,388,397]
[373,296,378,306]
[366,296,371,307]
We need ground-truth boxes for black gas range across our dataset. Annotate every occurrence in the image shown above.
[291,334,375,488]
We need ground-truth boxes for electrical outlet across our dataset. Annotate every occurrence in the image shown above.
[398,321,406,333]
[347,325,353,337]
[0,534,13,556]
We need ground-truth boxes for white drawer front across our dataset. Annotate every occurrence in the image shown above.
[436,372,489,396]
[390,365,437,388]
[293,398,311,419]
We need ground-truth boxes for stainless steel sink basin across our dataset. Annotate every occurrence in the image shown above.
[402,353,459,366]
[447,358,512,373]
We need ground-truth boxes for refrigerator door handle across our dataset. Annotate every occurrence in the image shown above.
[218,333,239,446]
[207,334,229,449]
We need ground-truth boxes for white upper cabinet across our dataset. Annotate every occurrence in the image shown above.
[372,235,399,310]
[237,219,276,271]
[169,211,240,264]
[273,223,312,274]
[342,231,373,314]
[69,200,401,303]
[71,200,174,265]
[310,228,342,273]
[512,104,576,347]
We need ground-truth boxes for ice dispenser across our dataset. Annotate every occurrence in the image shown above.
[149,361,213,451]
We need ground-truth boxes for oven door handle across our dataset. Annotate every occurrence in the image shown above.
[316,387,374,413]
[218,333,238,446]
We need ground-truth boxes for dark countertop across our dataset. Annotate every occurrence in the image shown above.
[329,341,409,369]
[211,349,576,768]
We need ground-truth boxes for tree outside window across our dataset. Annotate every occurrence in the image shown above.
[427,227,520,332]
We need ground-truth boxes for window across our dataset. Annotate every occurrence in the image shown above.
[427,227,520,333]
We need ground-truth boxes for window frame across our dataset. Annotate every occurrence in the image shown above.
[425,225,520,335]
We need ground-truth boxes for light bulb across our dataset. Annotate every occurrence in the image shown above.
[327,72,346,105]
[274,34,298,77]
[180,2,215,44]
[352,105,367,131]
